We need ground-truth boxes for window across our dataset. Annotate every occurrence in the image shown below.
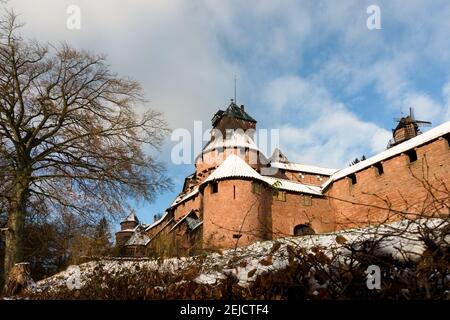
[303,195,312,206]
[233,234,242,239]
[233,185,236,199]
[349,173,357,185]
[316,175,323,181]
[273,190,286,201]
[293,224,315,236]
[252,181,262,195]
[299,173,305,179]
[406,149,417,163]
[374,162,384,175]
[211,181,218,194]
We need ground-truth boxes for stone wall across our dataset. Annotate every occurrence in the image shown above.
[202,179,271,249]
[326,137,450,229]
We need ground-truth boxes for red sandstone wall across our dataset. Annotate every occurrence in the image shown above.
[326,138,450,229]
[215,116,256,137]
[202,179,271,249]
[195,148,262,173]
[270,192,335,237]
[115,230,134,246]
[173,195,201,221]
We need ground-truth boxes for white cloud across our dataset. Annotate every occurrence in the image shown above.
[264,75,391,167]
[5,0,450,169]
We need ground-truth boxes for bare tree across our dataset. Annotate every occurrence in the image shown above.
[0,11,171,284]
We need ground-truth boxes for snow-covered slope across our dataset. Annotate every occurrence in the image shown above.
[26,218,449,296]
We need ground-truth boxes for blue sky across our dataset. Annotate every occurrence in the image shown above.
[5,0,450,225]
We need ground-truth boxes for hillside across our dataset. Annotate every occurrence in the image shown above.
[19,218,450,299]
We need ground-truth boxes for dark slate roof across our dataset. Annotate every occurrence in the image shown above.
[224,102,256,122]
[212,101,257,126]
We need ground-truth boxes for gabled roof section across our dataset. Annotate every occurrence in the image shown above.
[212,101,256,126]
[270,162,338,176]
[203,154,261,183]
[269,148,289,163]
[322,120,450,190]
[169,210,202,232]
[124,231,151,246]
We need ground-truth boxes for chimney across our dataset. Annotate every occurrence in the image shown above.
[240,105,245,112]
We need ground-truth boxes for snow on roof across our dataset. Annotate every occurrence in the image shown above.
[169,186,199,208]
[203,154,262,183]
[202,130,261,154]
[322,121,450,189]
[270,162,338,176]
[203,154,323,196]
[261,176,322,195]
[123,211,139,223]
[117,225,140,233]
[144,211,170,232]
[124,231,151,246]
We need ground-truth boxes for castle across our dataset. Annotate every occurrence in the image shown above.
[116,101,450,256]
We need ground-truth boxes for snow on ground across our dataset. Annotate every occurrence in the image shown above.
[26,218,449,295]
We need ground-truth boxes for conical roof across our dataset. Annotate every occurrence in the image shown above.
[202,130,260,153]
[124,210,139,223]
[203,154,261,183]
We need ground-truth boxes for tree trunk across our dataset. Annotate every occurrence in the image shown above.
[3,172,29,287]
[3,262,34,296]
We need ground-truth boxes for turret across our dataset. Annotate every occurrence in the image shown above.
[211,100,257,138]
[115,210,140,246]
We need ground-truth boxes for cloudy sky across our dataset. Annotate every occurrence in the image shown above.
[4,0,450,223]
